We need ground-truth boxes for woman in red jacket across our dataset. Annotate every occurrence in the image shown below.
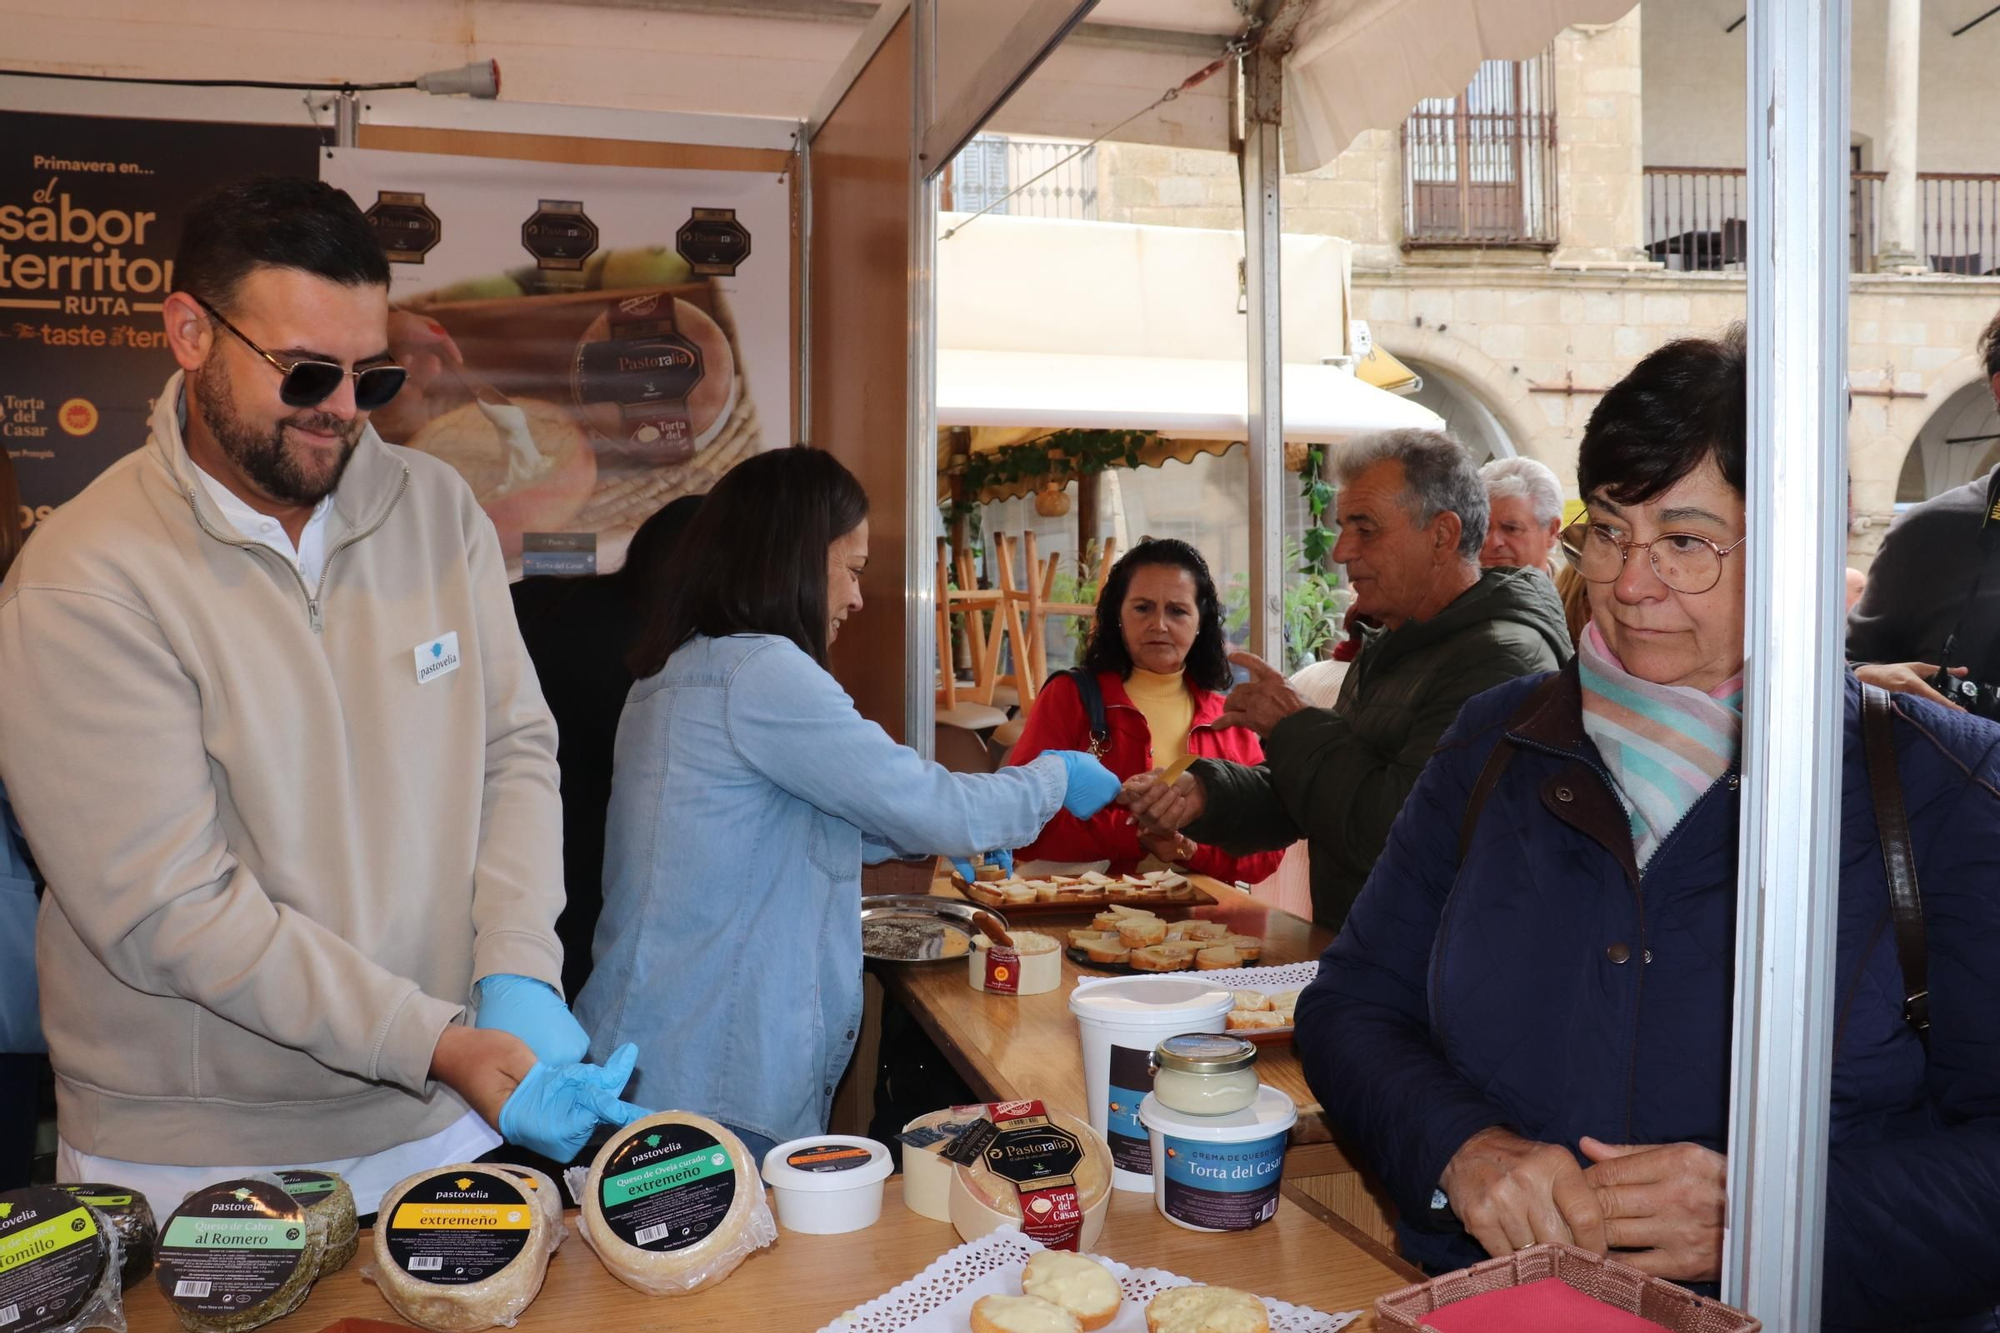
[1008,538,1282,884]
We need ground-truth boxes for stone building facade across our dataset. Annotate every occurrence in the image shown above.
[1081,2,2000,564]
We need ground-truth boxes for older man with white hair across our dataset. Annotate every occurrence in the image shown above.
[1477,455,1565,575]
[1121,429,1573,927]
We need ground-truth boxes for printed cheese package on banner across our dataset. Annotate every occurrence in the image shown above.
[579,1110,777,1296]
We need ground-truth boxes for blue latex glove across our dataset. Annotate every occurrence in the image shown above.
[476,974,590,1067]
[950,847,1015,882]
[1052,750,1121,818]
[498,1042,652,1164]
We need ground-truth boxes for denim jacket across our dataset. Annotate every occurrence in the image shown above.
[1,785,44,1054]
[575,634,1067,1147]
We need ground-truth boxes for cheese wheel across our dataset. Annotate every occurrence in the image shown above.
[1144,1285,1271,1333]
[278,1170,359,1280]
[0,1187,119,1333]
[157,1178,326,1333]
[582,1111,764,1295]
[492,1164,568,1255]
[52,1183,156,1290]
[370,1165,548,1333]
[405,398,597,558]
[1022,1250,1123,1331]
[949,1104,1113,1252]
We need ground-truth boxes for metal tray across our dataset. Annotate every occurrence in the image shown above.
[861,895,1006,963]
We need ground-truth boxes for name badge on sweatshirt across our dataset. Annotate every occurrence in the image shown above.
[414,631,461,684]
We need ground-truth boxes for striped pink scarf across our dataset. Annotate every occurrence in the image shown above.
[1577,622,1744,868]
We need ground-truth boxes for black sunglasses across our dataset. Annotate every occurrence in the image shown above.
[192,295,407,411]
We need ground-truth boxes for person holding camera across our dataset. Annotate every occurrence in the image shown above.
[1847,312,2000,717]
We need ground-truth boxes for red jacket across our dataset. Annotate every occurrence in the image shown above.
[1006,670,1284,884]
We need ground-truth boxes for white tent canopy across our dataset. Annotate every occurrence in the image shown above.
[1285,0,1640,173]
[936,211,1441,440]
[938,349,1437,440]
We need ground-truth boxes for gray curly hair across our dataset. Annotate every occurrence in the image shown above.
[1331,428,1488,559]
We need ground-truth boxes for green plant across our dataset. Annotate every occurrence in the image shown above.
[1048,540,1105,665]
[1223,539,1355,674]
[1300,444,1336,570]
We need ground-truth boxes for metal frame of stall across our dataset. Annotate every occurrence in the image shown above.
[3,0,1855,1320]
[873,0,1857,1325]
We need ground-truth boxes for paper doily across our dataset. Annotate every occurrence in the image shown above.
[815,1227,1360,1333]
[1144,960,1321,991]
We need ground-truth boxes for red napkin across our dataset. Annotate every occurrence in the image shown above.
[1422,1277,1665,1332]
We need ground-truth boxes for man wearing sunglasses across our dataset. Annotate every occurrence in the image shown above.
[0,176,641,1220]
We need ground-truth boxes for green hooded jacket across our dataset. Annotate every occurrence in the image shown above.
[1185,566,1574,928]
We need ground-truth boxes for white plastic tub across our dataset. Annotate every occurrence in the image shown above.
[1138,1086,1298,1232]
[1067,975,1234,1193]
[760,1136,894,1235]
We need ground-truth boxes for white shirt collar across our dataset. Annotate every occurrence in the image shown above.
[191,461,335,591]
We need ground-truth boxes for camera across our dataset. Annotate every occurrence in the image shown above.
[1929,668,2000,720]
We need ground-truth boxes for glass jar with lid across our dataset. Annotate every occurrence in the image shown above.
[1149,1033,1259,1117]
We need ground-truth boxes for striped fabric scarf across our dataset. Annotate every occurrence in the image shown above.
[1577,622,1744,868]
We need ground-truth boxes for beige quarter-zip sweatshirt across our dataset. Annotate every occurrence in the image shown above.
[0,373,565,1165]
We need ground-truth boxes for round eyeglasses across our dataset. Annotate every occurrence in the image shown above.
[1560,516,1747,595]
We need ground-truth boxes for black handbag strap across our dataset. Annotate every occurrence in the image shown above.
[1061,668,1110,756]
[1861,683,1930,1044]
[1456,675,1566,865]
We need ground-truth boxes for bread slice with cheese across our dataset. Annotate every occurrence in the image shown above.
[1022,1251,1123,1331]
[1195,945,1241,971]
[1116,916,1168,948]
[1144,1285,1270,1333]
[971,1293,1082,1333]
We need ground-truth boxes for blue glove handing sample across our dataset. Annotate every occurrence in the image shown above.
[498,1041,652,1164]
[950,846,1015,883]
[1052,750,1122,818]
[476,974,591,1067]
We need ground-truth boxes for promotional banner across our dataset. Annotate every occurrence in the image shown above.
[319,147,791,574]
[0,112,320,530]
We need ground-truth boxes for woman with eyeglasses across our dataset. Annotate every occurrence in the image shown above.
[1293,328,2000,1331]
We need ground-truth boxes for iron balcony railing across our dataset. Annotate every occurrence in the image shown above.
[1401,51,1560,248]
[944,135,1099,222]
[1646,166,2000,274]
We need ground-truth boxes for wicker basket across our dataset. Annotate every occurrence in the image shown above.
[1375,1245,1761,1333]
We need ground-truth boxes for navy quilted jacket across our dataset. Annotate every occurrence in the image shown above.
[1297,666,2000,1331]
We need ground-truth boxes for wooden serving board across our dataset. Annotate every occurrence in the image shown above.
[950,880,1219,919]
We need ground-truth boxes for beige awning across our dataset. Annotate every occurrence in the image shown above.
[1285,0,1640,173]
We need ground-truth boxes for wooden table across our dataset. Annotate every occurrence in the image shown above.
[120,1180,1415,1332]
[881,875,1340,1146]
[878,875,1405,1249]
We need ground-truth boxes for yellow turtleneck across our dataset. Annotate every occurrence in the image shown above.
[1125,667,1195,765]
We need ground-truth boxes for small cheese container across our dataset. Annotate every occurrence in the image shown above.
[968,929,1063,995]
[1150,1033,1260,1116]
[1139,1086,1298,1233]
[761,1136,894,1235]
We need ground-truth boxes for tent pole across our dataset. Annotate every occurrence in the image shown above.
[1724,0,1850,1322]
[1241,42,1285,669]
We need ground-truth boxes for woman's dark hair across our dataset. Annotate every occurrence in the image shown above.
[1578,323,1746,506]
[173,177,390,311]
[615,494,705,604]
[1080,538,1232,693]
[629,447,869,676]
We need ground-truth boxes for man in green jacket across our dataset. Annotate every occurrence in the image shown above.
[1123,429,1573,927]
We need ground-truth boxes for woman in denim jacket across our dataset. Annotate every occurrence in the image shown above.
[575,449,1119,1160]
